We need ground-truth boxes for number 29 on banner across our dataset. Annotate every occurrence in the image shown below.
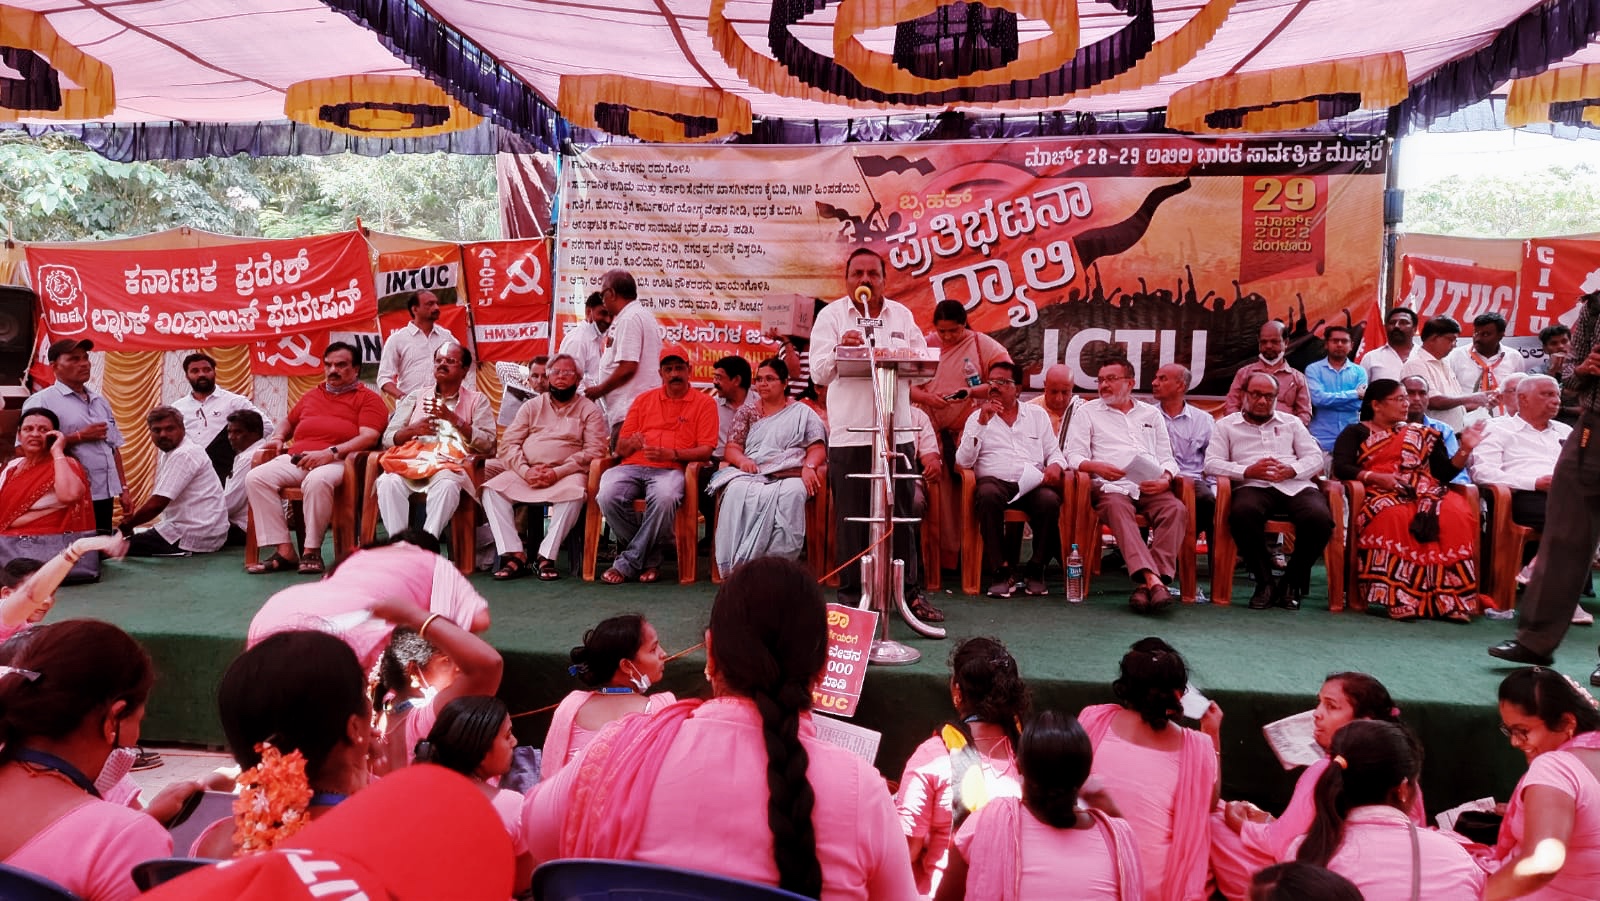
[1252,176,1318,213]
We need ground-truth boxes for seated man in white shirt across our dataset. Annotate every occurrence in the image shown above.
[117,406,229,556]
[222,409,265,545]
[1204,373,1332,610]
[1065,356,1186,613]
[1469,374,1574,589]
[956,361,1067,598]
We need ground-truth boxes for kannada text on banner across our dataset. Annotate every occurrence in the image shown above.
[29,231,378,352]
[555,137,1386,393]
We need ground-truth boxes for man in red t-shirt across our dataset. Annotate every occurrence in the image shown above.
[245,342,388,574]
[597,345,717,583]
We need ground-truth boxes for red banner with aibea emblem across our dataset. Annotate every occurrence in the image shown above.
[28,231,378,352]
[460,239,552,363]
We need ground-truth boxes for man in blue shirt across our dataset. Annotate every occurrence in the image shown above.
[24,339,131,534]
[1402,375,1469,485]
[1306,325,1367,452]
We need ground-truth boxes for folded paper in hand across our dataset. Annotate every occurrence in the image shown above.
[1262,709,1327,770]
[1011,465,1045,503]
[1120,453,1165,485]
[1180,682,1211,721]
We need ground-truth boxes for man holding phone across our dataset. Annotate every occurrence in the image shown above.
[25,339,132,535]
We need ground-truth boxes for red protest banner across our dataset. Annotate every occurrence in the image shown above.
[378,304,472,349]
[1520,237,1600,335]
[461,239,552,363]
[29,231,377,351]
[1400,255,1519,328]
[811,604,877,718]
[1239,174,1327,284]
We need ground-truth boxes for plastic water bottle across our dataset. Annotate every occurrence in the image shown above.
[962,356,982,389]
[1065,544,1085,604]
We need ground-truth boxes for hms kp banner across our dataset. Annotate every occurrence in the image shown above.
[555,137,1385,393]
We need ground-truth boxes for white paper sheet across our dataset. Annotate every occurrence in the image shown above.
[1261,709,1328,770]
[1010,465,1045,503]
[1180,682,1211,720]
[811,714,882,764]
[1436,797,1498,833]
[1121,453,1165,484]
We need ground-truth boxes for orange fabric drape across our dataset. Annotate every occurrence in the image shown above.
[557,75,751,142]
[1506,64,1600,128]
[99,351,163,504]
[1165,53,1409,134]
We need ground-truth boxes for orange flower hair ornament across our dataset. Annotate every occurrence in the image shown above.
[232,741,314,854]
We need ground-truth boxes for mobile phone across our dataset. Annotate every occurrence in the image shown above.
[44,433,57,450]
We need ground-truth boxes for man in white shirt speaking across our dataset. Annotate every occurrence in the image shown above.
[117,405,229,556]
[955,360,1067,598]
[1204,372,1332,610]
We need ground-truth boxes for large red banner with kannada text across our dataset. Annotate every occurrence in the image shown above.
[555,137,1385,394]
[460,239,552,363]
[1520,237,1600,335]
[1399,255,1519,326]
[28,231,377,352]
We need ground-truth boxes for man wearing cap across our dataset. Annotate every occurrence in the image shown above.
[116,405,229,556]
[378,289,454,401]
[25,339,131,534]
[584,270,661,446]
[596,345,716,584]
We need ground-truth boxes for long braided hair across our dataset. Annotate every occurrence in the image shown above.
[709,557,827,898]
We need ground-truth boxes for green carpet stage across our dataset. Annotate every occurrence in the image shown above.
[60,550,1599,817]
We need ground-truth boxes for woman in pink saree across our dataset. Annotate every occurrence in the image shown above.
[1080,637,1221,901]
[1482,667,1600,900]
[541,613,674,779]
[937,710,1143,900]
[521,557,916,899]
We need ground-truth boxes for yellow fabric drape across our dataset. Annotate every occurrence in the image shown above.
[1165,53,1409,134]
[99,351,163,504]
[0,7,115,122]
[833,0,1079,93]
[1506,65,1600,127]
[284,75,482,138]
[707,0,1236,111]
[210,345,255,399]
[286,374,322,411]
[558,75,752,142]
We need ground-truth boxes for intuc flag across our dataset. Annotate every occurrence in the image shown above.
[461,239,552,363]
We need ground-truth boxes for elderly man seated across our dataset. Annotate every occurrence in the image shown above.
[596,345,718,584]
[117,406,230,556]
[374,342,496,541]
[956,361,1066,598]
[1470,375,1575,592]
[245,342,387,575]
[1205,373,1332,610]
[1065,356,1185,613]
[479,353,608,581]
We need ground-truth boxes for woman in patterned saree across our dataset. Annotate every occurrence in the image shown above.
[1331,379,1487,621]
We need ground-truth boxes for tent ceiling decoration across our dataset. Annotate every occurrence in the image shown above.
[558,75,752,143]
[0,5,114,121]
[1165,53,1409,135]
[284,74,483,137]
[7,0,1600,156]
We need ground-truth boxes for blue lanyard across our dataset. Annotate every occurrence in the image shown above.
[598,686,635,695]
[15,748,101,798]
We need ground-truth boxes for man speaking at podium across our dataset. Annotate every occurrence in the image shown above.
[810,247,934,615]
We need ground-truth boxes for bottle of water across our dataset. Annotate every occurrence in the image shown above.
[1065,544,1085,604]
[962,356,982,389]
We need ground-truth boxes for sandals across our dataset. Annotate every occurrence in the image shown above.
[536,557,562,581]
[247,552,297,574]
[297,551,325,575]
[493,554,529,581]
[600,568,627,585]
[637,568,660,584]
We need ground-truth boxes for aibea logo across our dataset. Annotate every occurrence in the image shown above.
[37,264,89,335]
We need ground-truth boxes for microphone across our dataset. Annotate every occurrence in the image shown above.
[854,284,873,306]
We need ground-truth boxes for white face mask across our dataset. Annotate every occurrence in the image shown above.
[1259,353,1285,366]
[415,672,440,704]
[626,664,651,693]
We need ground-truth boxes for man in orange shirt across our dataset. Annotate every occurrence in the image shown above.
[597,345,718,584]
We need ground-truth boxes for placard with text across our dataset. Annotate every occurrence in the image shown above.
[811,603,877,718]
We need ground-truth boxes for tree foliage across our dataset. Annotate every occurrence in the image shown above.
[0,133,500,243]
[1402,163,1600,238]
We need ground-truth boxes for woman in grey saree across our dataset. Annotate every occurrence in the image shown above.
[708,358,826,576]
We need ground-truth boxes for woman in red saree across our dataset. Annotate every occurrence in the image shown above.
[0,408,93,537]
[1332,379,1487,622]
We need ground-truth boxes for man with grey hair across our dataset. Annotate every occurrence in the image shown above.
[1470,374,1575,598]
[1028,363,1085,449]
[585,269,661,444]
[116,405,229,556]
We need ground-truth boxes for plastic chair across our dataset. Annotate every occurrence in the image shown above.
[358,452,483,574]
[1073,471,1199,602]
[1343,480,1479,612]
[956,466,1076,596]
[131,857,218,891]
[1480,483,1538,612]
[582,458,702,584]
[1210,476,1346,609]
[710,463,829,585]
[532,859,811,901]
[0,863,81,900]
[243,446,361,569]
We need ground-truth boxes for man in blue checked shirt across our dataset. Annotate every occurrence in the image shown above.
[1306,325,1367,453]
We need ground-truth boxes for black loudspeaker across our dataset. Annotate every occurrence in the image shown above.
[0,286,37,386]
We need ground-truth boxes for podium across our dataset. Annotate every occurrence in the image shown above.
[836,345,945,665]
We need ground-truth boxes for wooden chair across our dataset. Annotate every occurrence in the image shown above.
[710,464,830,584]
[1480,483,1538,612]
[243,447,360,569]
[1209,477,1347,609]
[956,467,1075,596]
[1073,471,1198,602]
[582,458,702,584]
[1343,481,1479,612]
[358,453,482,575]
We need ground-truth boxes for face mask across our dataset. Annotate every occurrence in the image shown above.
[627,664,651,693]
[548,383,578,402]
[1259,353,1284,366]
[415,672,440,704]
